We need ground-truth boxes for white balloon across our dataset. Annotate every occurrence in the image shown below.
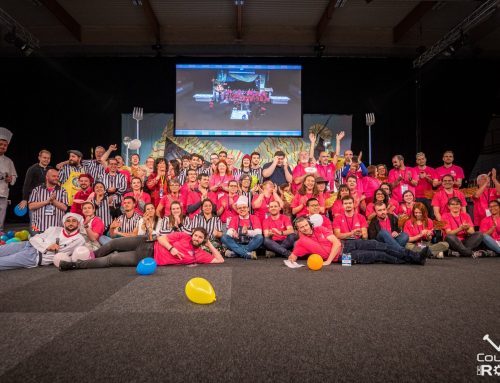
[309,213,323,228]
[71,246,91,261]
[128,139,142,150]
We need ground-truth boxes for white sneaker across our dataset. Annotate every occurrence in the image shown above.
[248,251,258,260]
[436,251,444,259]
[224,250,236,258]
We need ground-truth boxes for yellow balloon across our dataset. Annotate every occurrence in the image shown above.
[250,175,258,189]
[185,277,216,305]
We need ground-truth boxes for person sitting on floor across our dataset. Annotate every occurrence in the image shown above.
[262,200,296,258]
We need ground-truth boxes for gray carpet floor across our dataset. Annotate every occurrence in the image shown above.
[0,257,499,382]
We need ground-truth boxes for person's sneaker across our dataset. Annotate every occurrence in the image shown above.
[265,250,275,258]
[415,247,427,265]
[248,251,258,260]
[224,250,236,258]
[472,250,483,259]
[59,261,77,271]
[484,250,497,257]
[449,250,461,257]
[436,251,444,259]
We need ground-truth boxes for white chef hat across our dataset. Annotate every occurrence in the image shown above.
[235,195,249,207]
[0,128,13,144]
[62,212,83,225]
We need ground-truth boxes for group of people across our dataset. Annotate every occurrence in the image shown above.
[0,128,499,271]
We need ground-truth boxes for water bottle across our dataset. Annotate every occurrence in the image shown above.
[342,252,352,267]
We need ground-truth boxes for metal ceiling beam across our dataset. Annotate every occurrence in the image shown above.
[393,1,437,43]
[39,0,81,42]
[316,0,337,43]
[142,0,161,43]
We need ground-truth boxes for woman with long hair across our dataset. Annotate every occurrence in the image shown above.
[146,158,169,207]
[403,202,449,258]
[397,190,416,217]
[91,181,113,233]
[158,201,192,235]
[291,174,325,217]
[376,164,388,183]
[155,178,185,218]
[365,188,390,221]
[133,202,161,238]
[332,184,351,218]
[209,159,234,193]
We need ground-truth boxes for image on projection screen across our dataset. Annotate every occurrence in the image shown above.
[175,64,302,137]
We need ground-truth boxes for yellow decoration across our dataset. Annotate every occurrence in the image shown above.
[61,170,81,206]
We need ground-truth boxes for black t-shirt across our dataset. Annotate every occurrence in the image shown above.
[262,162,292,185]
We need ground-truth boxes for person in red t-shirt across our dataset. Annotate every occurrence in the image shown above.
[367,201,409,249]
[288,216,428,266]
[262,200,296,257]
[70,173,94,217]
[414,152,436,218]
[221,196,263,259]
[154,227,224,266]
[479,200,500,255]
[432,174,467,221]
[443,197,483,257]
[333,196,368,240]
[472,170,500,226]
[434,150,465,189]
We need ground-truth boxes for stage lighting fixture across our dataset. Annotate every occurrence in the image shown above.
[314,43,326,57]
[131,0,143,5]
[234,0,244,5]
[335,0,348,8]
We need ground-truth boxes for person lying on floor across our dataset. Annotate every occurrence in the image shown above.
[0,213,85,271]
[59,226,223,270]
[287,216,429,266]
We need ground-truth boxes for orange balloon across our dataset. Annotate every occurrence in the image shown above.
[307,254,323,271]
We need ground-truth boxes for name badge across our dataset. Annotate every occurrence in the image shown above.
[218,193,225,199]
[45,204,55,215]
[159,189,164,198]
[401,184,408,194]
[485,209,491,217]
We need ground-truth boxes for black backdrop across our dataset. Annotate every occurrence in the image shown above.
[1,56,499,222]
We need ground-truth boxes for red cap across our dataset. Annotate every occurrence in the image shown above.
[242,154,251,161]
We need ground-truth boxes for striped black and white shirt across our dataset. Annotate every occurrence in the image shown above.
[28,185,69,232]
[179,167,207,185]
[82,159,105,183]
[190,213,222,240]
[101,172,127,205]
[93,196,112,231]
[59,164,92,185]
[117,212,142,234]
[250,167,263,184]
[158,216,192,235]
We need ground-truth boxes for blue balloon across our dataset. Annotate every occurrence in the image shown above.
[14,205,28,217]
[136,257,157,275]
[6,238,20,244]
[0,235,8,242]
[6,231,15,239]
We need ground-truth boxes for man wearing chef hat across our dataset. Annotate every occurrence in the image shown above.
[0,127,17,232]
[0,212,85,270]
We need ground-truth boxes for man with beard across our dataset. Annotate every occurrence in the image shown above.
[287,216,429,266]
[388,154,418,203]
[29,169,68,233]
[70,173,94,217]
[0,213,85,270]
[155,227,224,265]
[58,149,93,206]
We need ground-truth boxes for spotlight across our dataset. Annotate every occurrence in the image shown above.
[3,28,34,56]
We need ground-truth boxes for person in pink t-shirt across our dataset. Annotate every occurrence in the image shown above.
[155,178,184,218]
[396,190,416,217]
[479,200,500,255]
[186,174,217,219]
[221,196,263,259]
[209,160,234,194]
[124,176,151,216]
[434,150,465,189]
[362,165,381,204]
[217,180,240,224]
[288,216,428,266]
[472,170,500,226]
[333,196,368,240]
[306,197,332,232]
[310,132,341,192]
[345,175,366,214]
[431,174,467,221]
[262,200,296,257]
[252,180,284,223]
[332,184,350,218]
[291,175,325,217]
[154,227,224,266]
[414,152,436,218]
[388,154,418,203]
[403,202,449,258]
[291,150,316,194]
[443,197,483,257]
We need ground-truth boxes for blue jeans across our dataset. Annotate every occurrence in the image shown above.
[343,239,422,264]
[0,241,38,270]
[221,234,264,258]
[482,234,500,254]
[376,230,409,249]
